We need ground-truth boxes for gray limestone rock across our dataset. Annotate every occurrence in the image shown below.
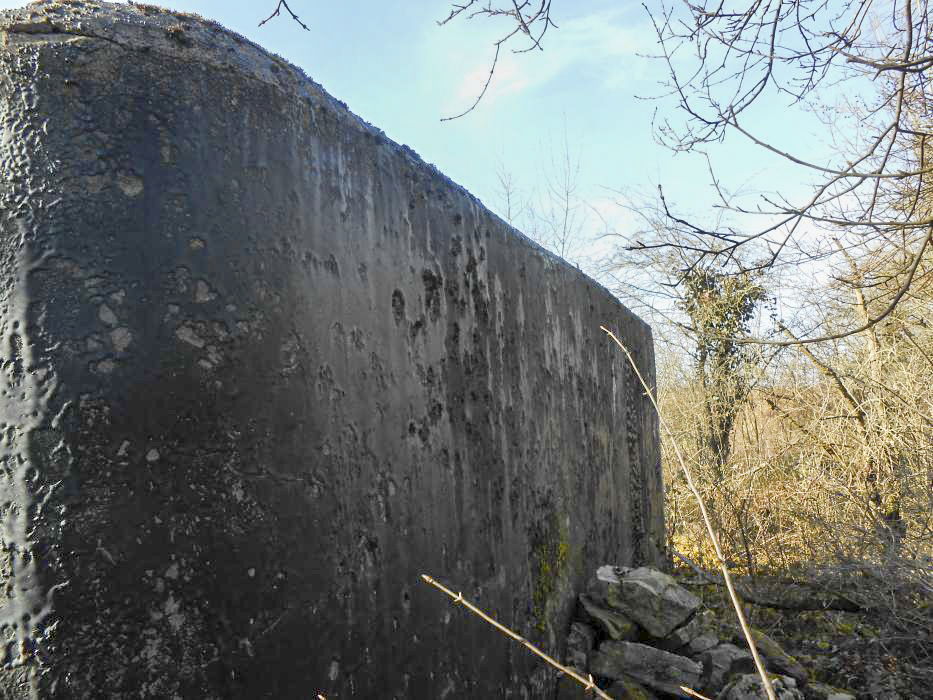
[605,675,661,700]
[727,626,808,685]
[658,609,718,652]
[555,674,597,700]
[598,564,634,580]
[803,681,857,700]
[556,672,660,700]
[591,640,702,697]
[587,565,629,607]
[580,594,639,641]
[717,674,803,700]
[566,621,598,672]
[689,630,720,655]
[610,567,702,638]
[657,614,699,651]
[699,643,756,694]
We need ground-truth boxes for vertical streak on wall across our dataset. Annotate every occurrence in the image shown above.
[0,38,72,697]
[0,2,663,698]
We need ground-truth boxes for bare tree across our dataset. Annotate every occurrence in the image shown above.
[433,2,933,343]
[494,163,527,227]
[603,198,780,571]
[641,0,933,343]
[494,129,590,265]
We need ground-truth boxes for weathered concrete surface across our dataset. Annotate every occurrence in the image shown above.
[0,1,663,697]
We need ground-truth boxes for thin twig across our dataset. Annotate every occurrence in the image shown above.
[441,42,502,122]
[421,574,615,700]
[600,326,779,700]
[259,1,310,31]
[681,686,714,700]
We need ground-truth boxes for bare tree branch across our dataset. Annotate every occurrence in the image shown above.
[259,1,310,31]
[439,1,556,120]
[619,0,933,344]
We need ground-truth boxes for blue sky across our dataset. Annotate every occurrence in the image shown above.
[2,0,832,270]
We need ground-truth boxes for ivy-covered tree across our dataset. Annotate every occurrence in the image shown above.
[681,269,767,477]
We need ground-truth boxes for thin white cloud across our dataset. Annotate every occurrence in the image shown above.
[442,7,654,112]
[454,56,533,104]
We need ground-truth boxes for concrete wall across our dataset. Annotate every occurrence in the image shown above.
[0,1,663,697]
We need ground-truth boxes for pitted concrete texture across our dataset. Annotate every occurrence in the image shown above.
[0,1,664,697]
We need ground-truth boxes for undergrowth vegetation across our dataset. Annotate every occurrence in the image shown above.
[657,300,933,695]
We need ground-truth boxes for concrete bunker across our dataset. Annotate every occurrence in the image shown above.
[0,1,663,697]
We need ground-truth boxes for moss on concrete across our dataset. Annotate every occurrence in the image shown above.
[531,511,570,633]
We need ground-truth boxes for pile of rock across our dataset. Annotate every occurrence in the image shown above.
[558,566,856,700]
